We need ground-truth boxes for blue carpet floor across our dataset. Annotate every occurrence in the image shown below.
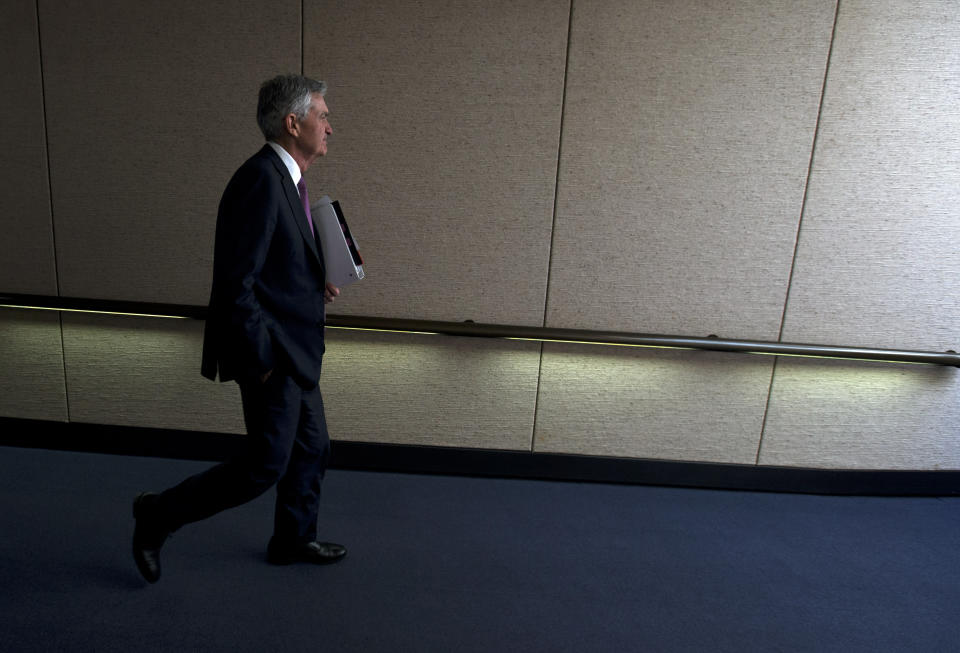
[0,445,958,652]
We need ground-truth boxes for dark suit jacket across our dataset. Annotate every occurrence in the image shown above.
[201,144,327,390]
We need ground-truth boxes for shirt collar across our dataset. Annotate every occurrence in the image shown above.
[267,141,302,189]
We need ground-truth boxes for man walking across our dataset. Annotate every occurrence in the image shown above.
[132,74,345,583]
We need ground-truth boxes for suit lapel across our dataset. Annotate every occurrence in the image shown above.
[262,146,322,264]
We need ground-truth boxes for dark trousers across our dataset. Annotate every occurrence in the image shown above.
[157,372,330,544]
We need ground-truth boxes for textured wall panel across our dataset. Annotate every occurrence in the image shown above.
[0,1,57,294]
[303,0,569,324]
[0,309,67,421]
[61,314,244,433]
[769,1,960,471]
[321,330,541,450]
[547,0,835,339]
[782,0,960,351]
[534,344,773,463]
[59,315,541,451]
[760,360,960,470]
[39,0,300,304]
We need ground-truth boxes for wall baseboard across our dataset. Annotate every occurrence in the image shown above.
[1,417,957,496]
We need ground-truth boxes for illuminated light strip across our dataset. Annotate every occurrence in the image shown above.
[743,350,930,365]
[326,326,437,336]
[509,337,951,364]
[2,293,958,367]
[0,303,190,320]
[506,337,696,351]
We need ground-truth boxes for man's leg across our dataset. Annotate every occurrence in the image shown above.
[272,385,330,544]
[157,373,302,529]
[267,386,345,565]
[133,373,302,582]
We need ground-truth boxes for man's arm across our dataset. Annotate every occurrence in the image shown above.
[213,164,279,379]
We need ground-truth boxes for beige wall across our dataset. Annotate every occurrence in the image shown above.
[38,0,300,304]
[0,0,56,295]
[1,0,958,472]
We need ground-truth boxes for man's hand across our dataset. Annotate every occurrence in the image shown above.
[324,282,340,304]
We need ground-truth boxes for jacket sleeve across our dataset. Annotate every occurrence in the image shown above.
[212,163,279,376]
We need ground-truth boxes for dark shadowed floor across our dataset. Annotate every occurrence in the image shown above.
[1,445,958,652]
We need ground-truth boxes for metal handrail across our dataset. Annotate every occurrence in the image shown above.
[2,293,957,366]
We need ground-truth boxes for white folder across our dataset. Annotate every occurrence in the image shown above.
[311,196,365,287]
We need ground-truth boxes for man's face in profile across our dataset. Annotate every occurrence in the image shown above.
[296,93,332,164]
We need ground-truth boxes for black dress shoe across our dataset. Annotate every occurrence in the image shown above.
[267,539,347,566]
[132,492,170,583]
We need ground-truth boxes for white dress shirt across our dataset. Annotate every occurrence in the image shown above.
[267,141,302,194]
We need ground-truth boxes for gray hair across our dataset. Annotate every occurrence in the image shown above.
[256,74,327,141]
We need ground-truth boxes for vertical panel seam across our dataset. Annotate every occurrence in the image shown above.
[35,0,60,297]
[755,358,778,465]
[36,1,70,422]
[540,0,575,329]
[529,343,545,453]
[58,312,72,422]
[775,0,842,344]
[757,0,842,464]
[300,0,304,74]
[532,0,574,453]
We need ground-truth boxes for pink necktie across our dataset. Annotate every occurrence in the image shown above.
[296,178,315,238]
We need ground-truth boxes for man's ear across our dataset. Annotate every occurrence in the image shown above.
[283,113,298,137]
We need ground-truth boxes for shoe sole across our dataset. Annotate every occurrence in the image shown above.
[266,549,346,566]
